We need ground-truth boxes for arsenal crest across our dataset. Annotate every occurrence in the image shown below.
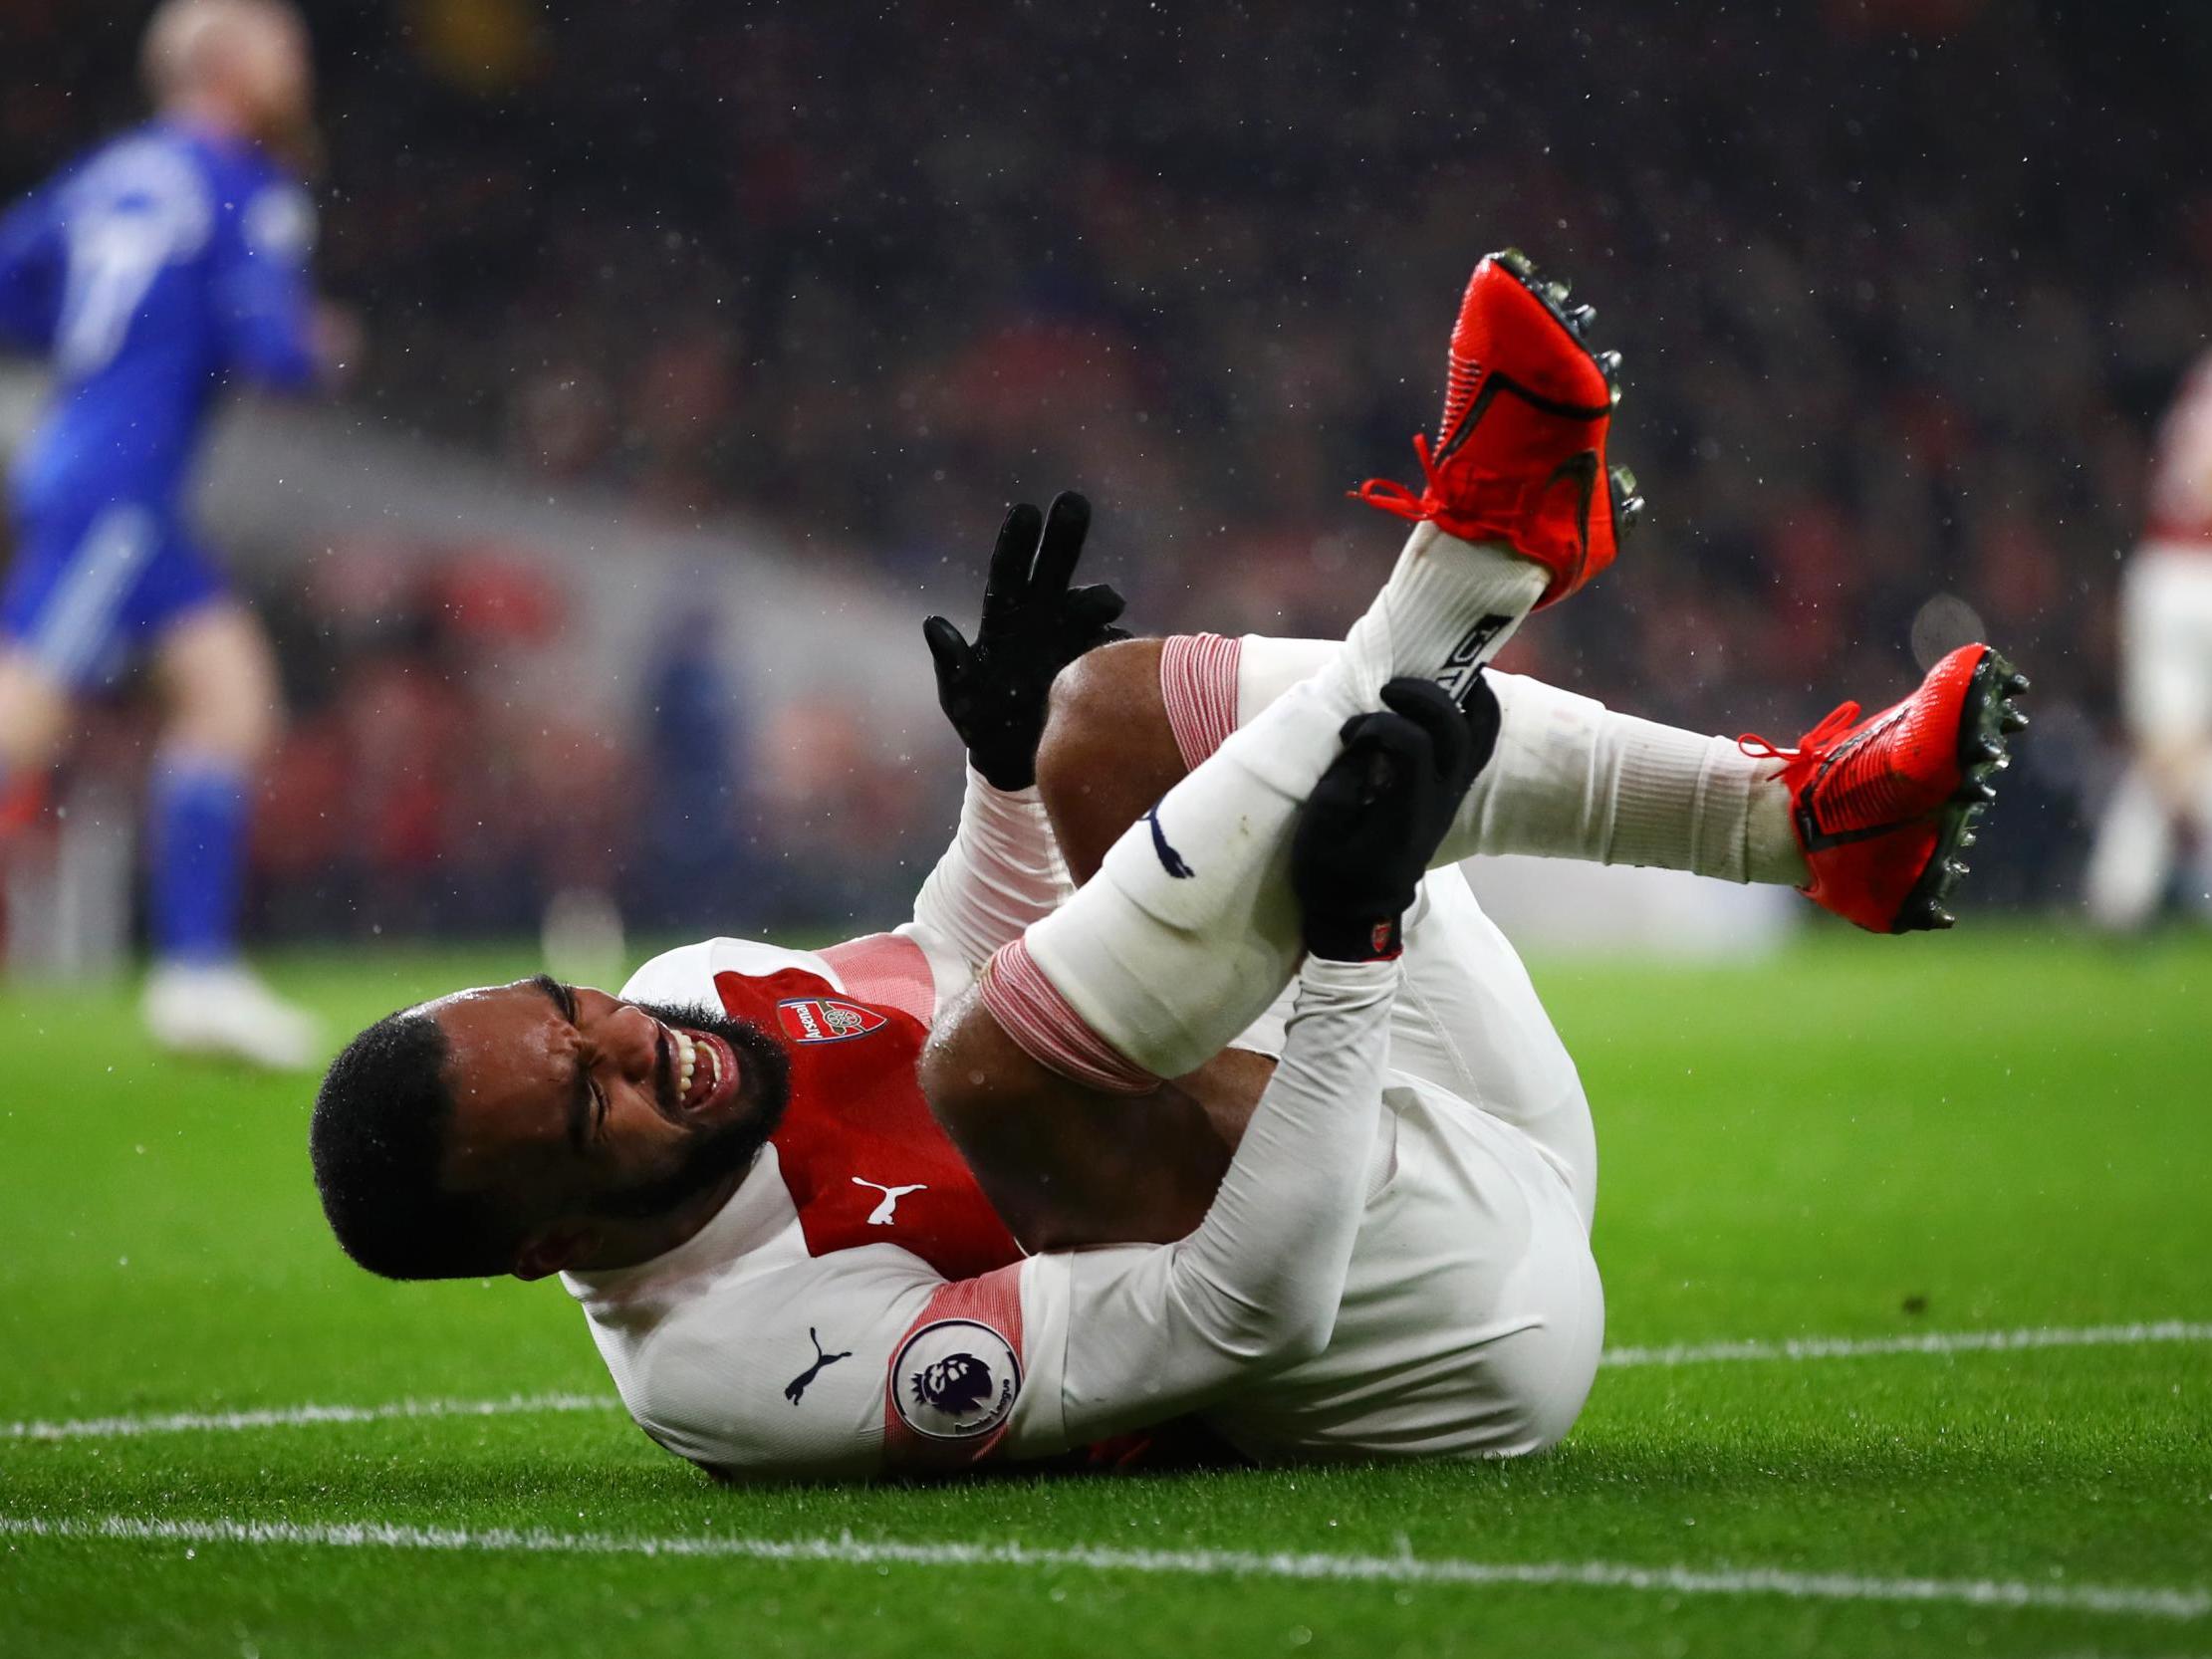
[776,996,889,1045]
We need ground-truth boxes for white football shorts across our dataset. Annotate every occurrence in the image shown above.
[2122,546,2212,743]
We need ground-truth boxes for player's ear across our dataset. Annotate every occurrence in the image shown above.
[511,1222,597,1282]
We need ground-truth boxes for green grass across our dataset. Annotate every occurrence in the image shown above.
[2,927,2208,1657]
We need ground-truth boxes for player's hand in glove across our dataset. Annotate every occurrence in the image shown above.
[1292,674,1501,962]
[923,492,1130,791]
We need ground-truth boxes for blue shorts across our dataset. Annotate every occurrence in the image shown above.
[1,502,227,689]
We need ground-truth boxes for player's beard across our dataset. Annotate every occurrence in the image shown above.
[590,1002,794,1222]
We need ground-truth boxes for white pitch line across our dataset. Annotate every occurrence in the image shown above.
[0,1391,612,1443]
[0,1515,2204,1622]
[7,1319,2208,1445]
[1598,1319,2212,1369]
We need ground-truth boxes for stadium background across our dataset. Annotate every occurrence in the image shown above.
[3,0,2200,953]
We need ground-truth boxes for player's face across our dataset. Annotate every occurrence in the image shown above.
[430,977,791,1265]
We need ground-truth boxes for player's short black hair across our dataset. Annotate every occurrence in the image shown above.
[310,1009,505,1282]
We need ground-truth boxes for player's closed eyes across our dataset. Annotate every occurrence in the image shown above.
[536,974,579,1025]
[535,975,612,1149]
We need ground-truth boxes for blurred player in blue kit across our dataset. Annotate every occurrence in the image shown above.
[0,0,351,1066]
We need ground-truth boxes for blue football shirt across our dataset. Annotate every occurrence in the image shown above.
[0,118,318,523]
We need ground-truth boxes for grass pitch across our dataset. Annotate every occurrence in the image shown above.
[1,925,2207,1658]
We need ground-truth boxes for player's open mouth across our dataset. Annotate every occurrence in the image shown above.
[661,1024,740,1120]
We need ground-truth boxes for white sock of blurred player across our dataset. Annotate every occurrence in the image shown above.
[2086,763,2182,930]
[2187,761,2212,917]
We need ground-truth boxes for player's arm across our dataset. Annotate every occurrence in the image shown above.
[0,182,63,352]
[212,177,327,391]
[860,495,1127,986]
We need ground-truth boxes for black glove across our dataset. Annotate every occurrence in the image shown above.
[922,492,1130,791]
[1291,674,1500,962]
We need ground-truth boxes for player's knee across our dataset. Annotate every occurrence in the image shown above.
[914,984,1044,1161]
[168,690,282,767]
[1037,639,1168,791]
[164,649,285,765]
[232,690,286,762]
[1037,639,1183,881]
[0,655,74,770]
[157,604,284,751]
[914,992,990,1132]
[915,992,1068,1248]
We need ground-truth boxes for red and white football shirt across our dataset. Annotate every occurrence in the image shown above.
[566,934,1077,1477]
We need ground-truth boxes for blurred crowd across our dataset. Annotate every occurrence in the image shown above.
[3,0,2206,931]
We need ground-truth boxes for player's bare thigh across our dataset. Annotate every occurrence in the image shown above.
[0,599,285,774]
[151,598,285,765]
[0,648,74,773]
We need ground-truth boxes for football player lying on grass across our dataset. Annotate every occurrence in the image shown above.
[311,254,2027,1479]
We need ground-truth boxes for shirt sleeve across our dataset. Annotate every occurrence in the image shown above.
[213,177,319,390]
[0,184,62,351]
[1024,956,1397,1445]
[605,1236,1066,1481]
[899,765,1074,984]
[620,957,1397,1479]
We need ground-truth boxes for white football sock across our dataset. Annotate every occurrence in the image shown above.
[2085,764,2176,930]
[1225,635,1807,886]
[989,526,1545,1086]
[2191,763,2212,918]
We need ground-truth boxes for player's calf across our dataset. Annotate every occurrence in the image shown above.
[915,985,1241,1251]
[0,649,75,775]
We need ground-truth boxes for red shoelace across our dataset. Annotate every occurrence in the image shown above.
[1737,699,1862,782]
[1349,430,1450,523]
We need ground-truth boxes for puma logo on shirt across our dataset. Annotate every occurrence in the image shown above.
[851,1177,927,1225]
[784,1326,854,1404]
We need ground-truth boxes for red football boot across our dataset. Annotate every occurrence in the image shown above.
[1742,644,2031,933]
[1354,248,1642,608]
